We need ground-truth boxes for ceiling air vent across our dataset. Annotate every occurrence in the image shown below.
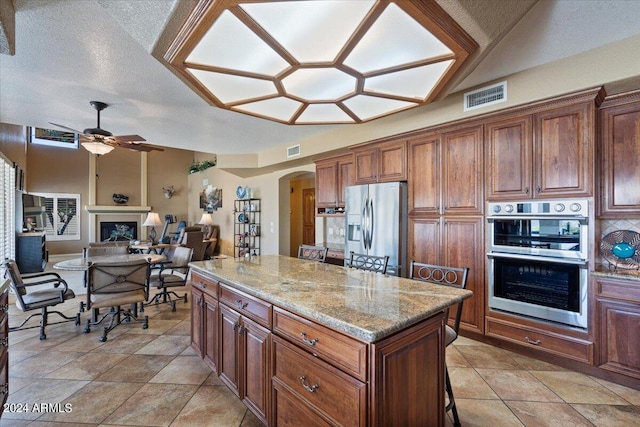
[464,81,507,112]
[287,144,300,158]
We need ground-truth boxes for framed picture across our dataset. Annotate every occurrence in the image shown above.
[249,224,260,236]
[200,187,222,212]
[29,126,79,149]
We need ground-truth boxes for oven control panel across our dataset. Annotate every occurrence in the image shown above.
[488,200,588,217]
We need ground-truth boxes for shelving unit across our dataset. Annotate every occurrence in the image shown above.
[234,198,260,258]
[17,232,47,273]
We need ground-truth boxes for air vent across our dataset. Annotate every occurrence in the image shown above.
[287,144,300,158]
[464,81,507,111]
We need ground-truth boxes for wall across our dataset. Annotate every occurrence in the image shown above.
[0,123,26,169]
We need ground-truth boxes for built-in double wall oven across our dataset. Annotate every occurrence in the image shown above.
[487,200,589,329]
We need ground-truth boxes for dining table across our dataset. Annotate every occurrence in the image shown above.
[53,253,166,271]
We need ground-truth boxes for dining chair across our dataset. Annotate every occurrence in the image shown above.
[298,244,329,262]
[348,251,389,274]
[409,260,469,427]
[3,259,79,340]
[145,246,193,312]
[83,259,151,342]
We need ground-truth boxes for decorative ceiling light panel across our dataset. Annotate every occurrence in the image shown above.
[165,0,477,124]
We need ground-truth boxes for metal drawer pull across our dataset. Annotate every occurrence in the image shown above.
[235,300,248,310]
[525,336,541,345]
[0,305,7,313]
[199,281,207,288]
[0,337,7,347]
[299,376,319,393]
[300,332,318,346]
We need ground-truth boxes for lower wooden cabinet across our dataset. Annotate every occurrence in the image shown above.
[594,275,640,379]
[190,272,219,373]
[219,303,271,424]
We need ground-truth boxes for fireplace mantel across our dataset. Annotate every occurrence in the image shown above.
[86,205,151,214]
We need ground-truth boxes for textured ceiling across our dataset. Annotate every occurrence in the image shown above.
[1,0,639,155]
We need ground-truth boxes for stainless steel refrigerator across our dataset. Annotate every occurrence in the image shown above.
[344,182,408,277]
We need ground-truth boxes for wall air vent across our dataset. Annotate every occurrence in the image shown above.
[464,81,507,111]
[287,144,301,158]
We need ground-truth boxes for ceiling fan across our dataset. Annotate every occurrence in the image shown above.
[49,101,163,153]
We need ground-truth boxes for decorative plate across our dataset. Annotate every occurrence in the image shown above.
[238,213,246,223]
[600,230,640,269]
[236,185,247,199]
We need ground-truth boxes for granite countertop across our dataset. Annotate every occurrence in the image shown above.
[592,263,640,282]
[190,255,472,343]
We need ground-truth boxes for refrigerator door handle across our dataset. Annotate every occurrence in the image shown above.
[368,197,374,250]
[362,195,369,249]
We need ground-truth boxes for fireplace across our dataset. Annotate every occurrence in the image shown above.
[100,221,138,242]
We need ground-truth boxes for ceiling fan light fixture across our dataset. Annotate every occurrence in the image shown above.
[82,141,115,155]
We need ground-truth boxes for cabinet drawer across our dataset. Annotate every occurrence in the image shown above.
[273,307,367,381]
[486,317,593,363]
[273,336,366,427]
[273,380,332,427]
[190,271,218,298]
[219,284,272,328]
[595,276,640,304]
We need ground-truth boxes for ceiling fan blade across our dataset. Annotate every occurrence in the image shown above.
[48,122,84,134]
[111,141,164,152]
[112,134,146,142]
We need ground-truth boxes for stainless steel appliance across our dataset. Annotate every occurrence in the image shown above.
[345,182,407,276]
[487,199,589,328]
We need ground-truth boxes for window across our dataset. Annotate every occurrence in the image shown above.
[28,127,79,149]
[32,193,80,241]
[1,156,16,262]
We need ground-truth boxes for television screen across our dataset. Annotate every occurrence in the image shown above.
[22,194,48,231]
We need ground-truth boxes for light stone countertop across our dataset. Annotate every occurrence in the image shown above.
[190,255,473,343]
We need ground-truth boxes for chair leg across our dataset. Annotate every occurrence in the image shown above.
[445,366,461,427]
[39,308,48,340]
[9,307,80,340]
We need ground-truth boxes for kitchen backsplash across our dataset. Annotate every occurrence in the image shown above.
[598,219,640,266]
[325,216,346,245]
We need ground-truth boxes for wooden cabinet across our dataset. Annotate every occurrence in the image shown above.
[352,139,407,184]
[598,90,640,217]
[0,281,8,411]
[315,153,354,214]
[409,216,485,335]
[408,125,483,215]
[219,285,272,424]
[17,232,47,273]
[190,272,219,373]
[594,275,640,379]
[485,94,599,200]
[442,125,484,215]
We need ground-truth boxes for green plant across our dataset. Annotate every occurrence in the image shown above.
[189,158,217,174]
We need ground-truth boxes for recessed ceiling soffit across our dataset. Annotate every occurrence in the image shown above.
[165,0,478,125]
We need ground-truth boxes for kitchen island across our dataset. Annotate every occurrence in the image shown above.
[189,255,472,426]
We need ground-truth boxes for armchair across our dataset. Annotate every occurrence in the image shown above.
[83,259,151,342]
[146,246,193,311]
[3,259,79,340]
[177,226,207,261]
[347,251,389,274]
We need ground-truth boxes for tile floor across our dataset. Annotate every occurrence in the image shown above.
[2,284,640,426]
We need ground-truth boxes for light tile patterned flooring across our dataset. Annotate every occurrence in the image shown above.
[2,285,640,426]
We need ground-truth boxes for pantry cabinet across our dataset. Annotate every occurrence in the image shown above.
[598,90,640,217]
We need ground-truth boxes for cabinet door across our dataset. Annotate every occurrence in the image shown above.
[337,155,355,207]
[600,97,640,216]
[485,115,533,200]
[533,102,593,197]
[353,148,378,184]
[219,304,241,397]
[377,140,407,182]
[408,136,440,215]
[597,298,640,379]
[442,217,484,334]
[203,293,219,374]
[315,160,338,208]
[190,288,204,357]
[408,217,440,266]
[242,316,271,423]
[442,126,483,215]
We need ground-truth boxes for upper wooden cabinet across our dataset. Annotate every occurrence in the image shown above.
[315,153,354,214]
[598,90,640,217]
[408,135,440,215]
[486,96,599,200]
[352,139,407,184]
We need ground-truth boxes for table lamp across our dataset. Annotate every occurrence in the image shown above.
[199,213,215,237]
[143,212,163,243]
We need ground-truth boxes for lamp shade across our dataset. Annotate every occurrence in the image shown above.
[199,213,215,226]
[81,141,115,155]
[143,212,163,227]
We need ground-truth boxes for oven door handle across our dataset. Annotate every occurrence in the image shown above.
[487,252,588,266]
[487,216,588,222]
